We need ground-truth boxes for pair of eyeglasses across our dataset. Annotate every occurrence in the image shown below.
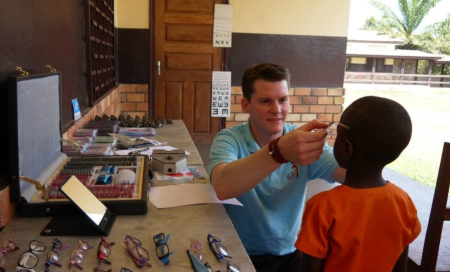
[153,233,174,265]
[97,237,115,265]
[42,238,68,272]
[326,121,350,136]
[189,238,203,261]
[0,239,19,271]
[16,240,46,272]
[68,239,94,270]
[204,261,241,272]
[93,267,112,272]
[124,235,151,268]
[207,234,231,262]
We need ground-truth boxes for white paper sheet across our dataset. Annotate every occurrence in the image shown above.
[214,4,233,19]
[149,183,243,209]
[114,146,190,157]
[211,71,231,117]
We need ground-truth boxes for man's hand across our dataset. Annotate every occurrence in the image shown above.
[277,119,328,165]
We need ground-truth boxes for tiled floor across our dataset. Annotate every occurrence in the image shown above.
[196,144,450,270]
[196,144,211,171]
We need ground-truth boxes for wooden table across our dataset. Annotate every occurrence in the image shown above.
[0,120,255,272]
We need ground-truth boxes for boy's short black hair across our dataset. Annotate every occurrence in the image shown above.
[241,63,291,101]
[341,96,412,165]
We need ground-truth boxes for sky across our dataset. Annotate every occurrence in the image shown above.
[348,0,450,32]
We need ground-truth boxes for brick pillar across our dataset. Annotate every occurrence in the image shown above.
[119,84,149,119]
[64,86,121,139]
[227,86,345,146]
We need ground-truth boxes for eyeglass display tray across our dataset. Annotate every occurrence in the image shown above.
[8,72,149,217]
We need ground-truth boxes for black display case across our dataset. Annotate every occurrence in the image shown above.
[8,72,149,217]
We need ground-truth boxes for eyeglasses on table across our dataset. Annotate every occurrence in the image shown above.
[41,238,68,272]
[189,237,204,261]
[204,261,241,272]
[207,234,231,262]
[68,239,94,270]
[93,267,112,272]
[0,238,19,272]
[153,233,174,265]
[97,237,115,265]
[16,240,46,272]
[124,235,151,268]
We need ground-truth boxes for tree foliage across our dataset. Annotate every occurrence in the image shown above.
[362,0,449,53]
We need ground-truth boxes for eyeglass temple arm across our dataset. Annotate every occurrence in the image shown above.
[61,139,82,158]
[19,176,49,201]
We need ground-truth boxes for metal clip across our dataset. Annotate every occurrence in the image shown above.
[15,67,29,76]
[20,176,49,201]
[45,65,57,72]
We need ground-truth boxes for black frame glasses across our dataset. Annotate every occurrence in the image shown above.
[97,237,115,265]
[16,240,46,272]
[42,238,67,272]
[153,233,173,265]
[124,235,151,268]
[207,234,231,262]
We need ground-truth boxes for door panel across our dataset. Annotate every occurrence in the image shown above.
[166,54,212,70]
[166,0,214,13]
[194,83,211,132]
[166,25,212,42]
[165,82,182,119]
[155,0,223,144]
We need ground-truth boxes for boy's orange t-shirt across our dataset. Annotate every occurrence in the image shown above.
[295,182,421,272]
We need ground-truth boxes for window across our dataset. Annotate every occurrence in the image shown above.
[85,0,116,105]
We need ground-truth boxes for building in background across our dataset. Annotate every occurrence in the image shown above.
[345,30,450,86]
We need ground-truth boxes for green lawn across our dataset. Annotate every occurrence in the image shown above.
[344,84,450,188]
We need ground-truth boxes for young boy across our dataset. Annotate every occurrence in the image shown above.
[296,96,421,272]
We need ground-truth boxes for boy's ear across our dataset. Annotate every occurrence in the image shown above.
[242,97,250,113]
[343,140,353,161]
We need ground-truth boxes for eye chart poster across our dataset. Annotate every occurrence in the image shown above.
[213,4,233,48]
[211,71,231,117]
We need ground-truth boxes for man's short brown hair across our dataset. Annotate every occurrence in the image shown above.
[241,63,291,101]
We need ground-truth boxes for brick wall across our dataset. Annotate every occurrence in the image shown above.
[63,86,121,139]
[119,84,149,119]
[227,86,345,146]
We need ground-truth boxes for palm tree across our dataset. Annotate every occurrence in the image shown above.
[421,13,450,54]
[362,0,443,50]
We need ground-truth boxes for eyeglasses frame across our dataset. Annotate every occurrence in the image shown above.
[16,240,46,271]
[68,239,94,270]
[97,237,115,265]
[207,233,231,262]
[124,235,151,268]
[153,233,173,265]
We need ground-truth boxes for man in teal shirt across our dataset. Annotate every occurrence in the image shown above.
[209,63,345,272]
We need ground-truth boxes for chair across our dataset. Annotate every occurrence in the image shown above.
[408,142,450,272]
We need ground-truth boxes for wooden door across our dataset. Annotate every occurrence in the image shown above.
[155,0,223,144]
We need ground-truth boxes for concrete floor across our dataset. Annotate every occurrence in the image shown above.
[196,144,450,270]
